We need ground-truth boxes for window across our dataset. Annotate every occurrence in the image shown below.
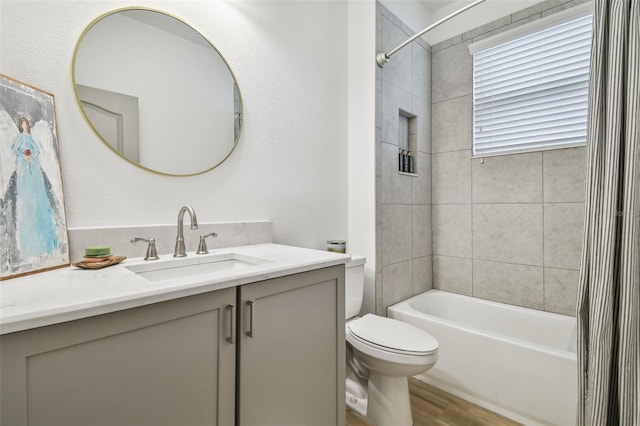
[470,5,593,157]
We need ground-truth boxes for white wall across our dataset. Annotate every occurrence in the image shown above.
[347,1,377,314]
[0,0,349,250]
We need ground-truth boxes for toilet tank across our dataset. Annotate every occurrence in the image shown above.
[345,255,366,319]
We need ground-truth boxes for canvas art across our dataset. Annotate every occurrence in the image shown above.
[0,74,69,280]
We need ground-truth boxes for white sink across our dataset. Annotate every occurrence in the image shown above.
[126,253,268,282]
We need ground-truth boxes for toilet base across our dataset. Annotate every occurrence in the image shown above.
[367,372,412,426]
[345,377,368,418]
[345,373,413,426]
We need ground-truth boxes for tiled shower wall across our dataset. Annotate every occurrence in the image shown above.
[430,0,589,316]
[375,3,433,315]
[376,0,588,317]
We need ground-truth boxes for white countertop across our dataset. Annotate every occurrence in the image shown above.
[0,244,350,335]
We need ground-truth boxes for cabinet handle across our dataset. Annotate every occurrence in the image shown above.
[246,300,256,338]
[226,304,235,344]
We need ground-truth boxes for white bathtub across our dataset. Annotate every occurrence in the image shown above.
[388,289,577,426]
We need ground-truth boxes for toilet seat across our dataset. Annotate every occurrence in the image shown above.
[347,314,438,356]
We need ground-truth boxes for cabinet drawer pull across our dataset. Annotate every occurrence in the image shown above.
[226,304,235,344]
[246,300,255,338]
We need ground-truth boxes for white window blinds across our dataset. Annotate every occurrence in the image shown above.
[472,12,593,157]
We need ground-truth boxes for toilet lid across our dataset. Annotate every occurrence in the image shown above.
[347,314,438,355]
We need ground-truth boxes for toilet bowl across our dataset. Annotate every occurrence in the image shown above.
[345,256,438,426]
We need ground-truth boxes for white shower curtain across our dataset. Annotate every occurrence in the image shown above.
[576,0,639,425]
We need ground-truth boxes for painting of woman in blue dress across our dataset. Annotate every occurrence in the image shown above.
[11,117,59,260]
[1,74,69,279]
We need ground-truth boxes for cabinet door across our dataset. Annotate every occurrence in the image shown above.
[237,265,346,426]
[0,287,236,426]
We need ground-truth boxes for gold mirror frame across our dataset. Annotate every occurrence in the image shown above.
[71,7,243,177]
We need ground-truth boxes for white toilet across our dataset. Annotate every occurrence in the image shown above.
[345,256,438,426]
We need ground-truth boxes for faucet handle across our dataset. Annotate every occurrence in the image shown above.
[131,237,160,261]
[196,232,218,255]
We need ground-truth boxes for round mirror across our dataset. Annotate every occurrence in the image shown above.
[72,7,243,176]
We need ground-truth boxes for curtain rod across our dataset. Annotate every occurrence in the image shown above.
[376,0,487,67]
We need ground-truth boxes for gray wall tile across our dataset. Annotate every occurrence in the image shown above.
[381,16,412,93]
[376,2,433,315]
[372,0,590,316]
[512,12,541,25]
[541,0,591,17]
[431,41,472,103]
[511,0,569,22]
[462,15,512,41]
[543,147,586,203]
[472,152,543,203]
[381,204,412,265]
[412,152,432,205]
[376,225,382,274]
[376,271,383,316]
[473,203,544,265]
[375,74,382,130]
[544,203,584,270]
[412,204,432,258]
[431,34,462,53]
[472,13,542,43]
[382,260,413,309]
[381,142,412,204]
[433,255,472,295]
[473,260,544,309]
[413,256,433,295]
[412,95,431,154]
[376,176,382,225]
[380,79,412,145]
[432,204,472,258]
[375,128,382,177]
[544,267,579,316]
[432,150,471,204]
[378,2,396,25]
[412,43,431,102]
[432,95,472,154]
[410,132,417,154]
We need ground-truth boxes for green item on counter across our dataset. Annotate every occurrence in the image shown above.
[85,246,111,257]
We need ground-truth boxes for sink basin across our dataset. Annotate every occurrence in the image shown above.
[126,253,268,282]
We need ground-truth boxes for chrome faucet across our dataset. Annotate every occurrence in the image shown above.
[174,205,199,257]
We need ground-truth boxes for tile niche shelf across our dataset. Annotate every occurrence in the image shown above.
[398,110,418,176]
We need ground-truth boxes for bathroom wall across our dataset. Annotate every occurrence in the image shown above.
[347,1,377,315]
[422,0,546,45]
[430,0,589,315]
[376,3,433,315]
[0,1,349,254]
[378,0,432,41]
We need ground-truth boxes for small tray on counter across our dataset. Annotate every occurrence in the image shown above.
[73,256,126,270]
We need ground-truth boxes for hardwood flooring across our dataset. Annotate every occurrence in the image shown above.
[346,378,521,426]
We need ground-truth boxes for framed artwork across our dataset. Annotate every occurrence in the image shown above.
[0,74,70,280]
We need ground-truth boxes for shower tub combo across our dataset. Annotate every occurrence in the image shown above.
[388,289,577,426]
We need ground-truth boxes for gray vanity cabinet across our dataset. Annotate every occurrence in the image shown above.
[0,287,237,426]
[236,265,346,426]
[0,265,345,426]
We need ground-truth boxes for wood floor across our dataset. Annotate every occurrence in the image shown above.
[346,378,522,426]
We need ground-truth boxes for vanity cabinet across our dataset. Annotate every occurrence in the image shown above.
[0,264,345,426]
[237,265,346,426]
[0,287,237,426]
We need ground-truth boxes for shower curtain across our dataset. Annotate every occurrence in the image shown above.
[576,0,639,425]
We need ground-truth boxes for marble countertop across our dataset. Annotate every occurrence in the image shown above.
[0,244,350,335]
